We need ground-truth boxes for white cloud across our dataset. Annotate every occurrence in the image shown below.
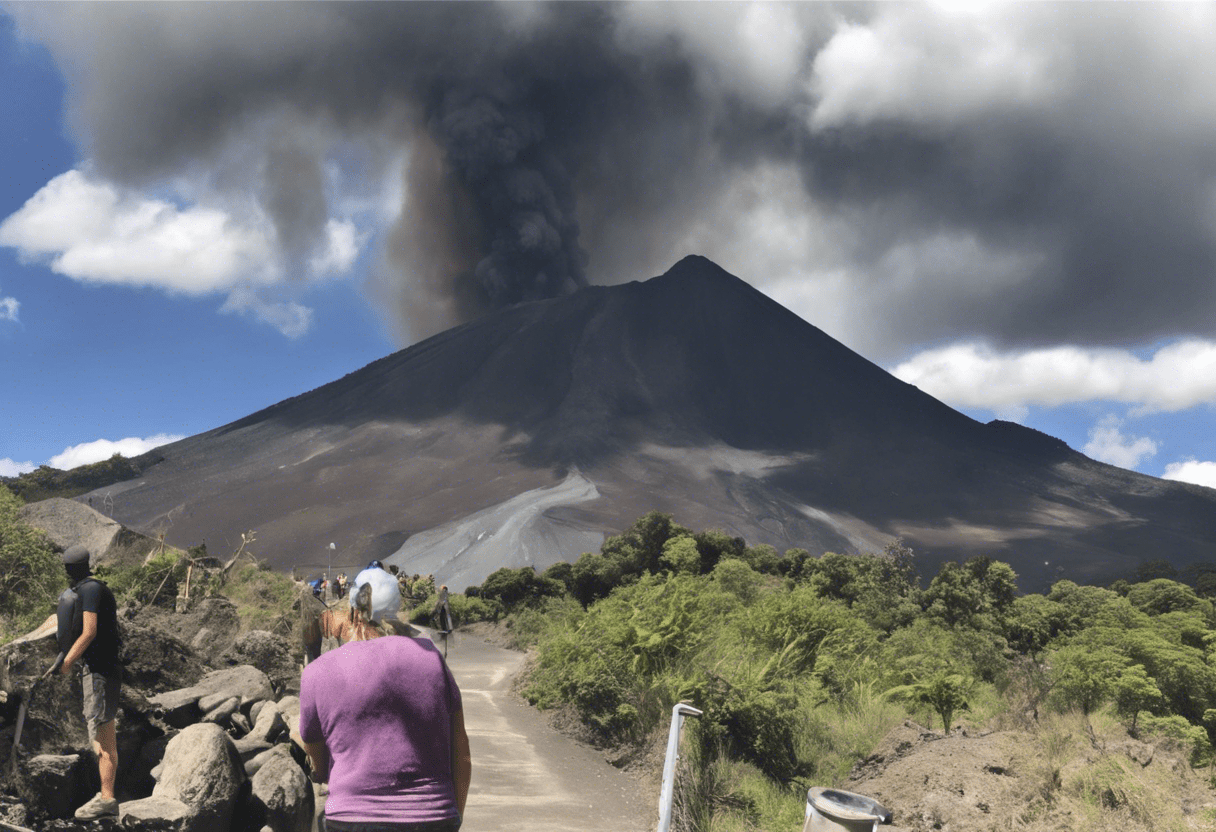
[0,296,17,322]
[220,289,313,339]
[47,433,185,470]
[0,170,279,294]
[309,218,363,277]
[0,458,36,477]
[1082,415,1158,470]
[1163,460,1216,490]
[891,339,1216,414]
[809,6,1060,131]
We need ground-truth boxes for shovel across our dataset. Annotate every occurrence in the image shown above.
[7,652,65,777]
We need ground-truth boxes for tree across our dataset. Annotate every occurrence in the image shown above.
[711,558,762,603]
[659,535,701,575]
[1126,579,1211,620]
[1004,594,1069,656]
[693,529,745,574]
[923,556,1018,629]
[570,552,625,606]
[1112,664,1164,735]
[1049,644,1128,715]
[1134,559,1179,583]
[480,566,564,610]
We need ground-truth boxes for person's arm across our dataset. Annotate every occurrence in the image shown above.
[60,610,96,674]
[302,739,330,783]
[450,707,471,817]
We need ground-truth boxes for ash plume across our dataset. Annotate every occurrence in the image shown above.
[9,2,1216,357]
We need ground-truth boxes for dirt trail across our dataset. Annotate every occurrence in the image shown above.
[314,631,653,832]
[445,632,653,832]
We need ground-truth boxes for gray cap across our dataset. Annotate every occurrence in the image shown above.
[62,544,91,566]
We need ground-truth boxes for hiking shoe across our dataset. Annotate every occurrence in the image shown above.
[74,792,119,819]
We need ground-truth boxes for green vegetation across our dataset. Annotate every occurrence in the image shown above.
[451,511,1216,832]
[2,453,146,503]
[0,486,62,640]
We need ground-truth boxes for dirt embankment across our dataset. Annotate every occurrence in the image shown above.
[843,718,1216,832]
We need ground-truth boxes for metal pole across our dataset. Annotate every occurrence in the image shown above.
[657,703,702,832]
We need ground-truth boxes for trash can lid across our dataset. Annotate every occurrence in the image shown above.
[808,788,892,823]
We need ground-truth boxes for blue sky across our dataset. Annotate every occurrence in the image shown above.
[2,3,1215,492]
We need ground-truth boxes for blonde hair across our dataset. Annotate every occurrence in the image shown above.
[348,582,391,642]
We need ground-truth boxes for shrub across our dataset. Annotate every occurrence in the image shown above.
[0,486,61,641]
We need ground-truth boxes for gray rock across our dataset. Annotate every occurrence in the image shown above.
[148,665,274,727]
[120,794,192,830]
[244,746,281,778]
[26,753,89,819]
[249,702,287,743]
[249,700,267,726]
[231,712,252,736]
[232,735,274,763]
[247,745,313,832]
[201,696,240,724]
[224,630,298,691]
[152,723,246,832]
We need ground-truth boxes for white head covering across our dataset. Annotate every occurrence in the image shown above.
[350,566,401,621]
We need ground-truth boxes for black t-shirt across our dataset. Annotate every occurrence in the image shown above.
[56,577,120,676]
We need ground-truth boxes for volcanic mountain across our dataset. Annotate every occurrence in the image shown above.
[86,256,1216,590]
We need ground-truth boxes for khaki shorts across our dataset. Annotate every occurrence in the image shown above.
[82,668,121,739]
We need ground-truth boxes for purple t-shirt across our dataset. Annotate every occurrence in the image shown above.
[299,636,463,823]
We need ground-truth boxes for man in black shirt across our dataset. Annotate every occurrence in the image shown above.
[36,544,122,819]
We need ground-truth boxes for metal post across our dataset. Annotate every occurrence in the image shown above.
[657,703,702,832]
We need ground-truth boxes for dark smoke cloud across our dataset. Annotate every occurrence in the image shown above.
[8,2,1216,358]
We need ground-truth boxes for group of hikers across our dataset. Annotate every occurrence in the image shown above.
[308,565,442,613]
[22,545,468,828]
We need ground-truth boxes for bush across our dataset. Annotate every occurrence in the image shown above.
[0,486,62,641]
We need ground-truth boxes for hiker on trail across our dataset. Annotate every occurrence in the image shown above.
[29,544,123,819]
[335,572,347,598]
[434,585,454,635]
[300,583,472,831]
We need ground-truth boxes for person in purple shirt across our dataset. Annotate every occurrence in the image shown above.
[300,585,472,831]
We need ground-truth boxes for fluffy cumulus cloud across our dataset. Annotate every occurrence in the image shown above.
[1082,415,1158,470]
[0,458,35,477]
[46,433,186,471]
[0,294,17,322]
[1163,460,1216,490]
[0,170,278,294]
[5,3,1216,357]
[891,340,1216,415]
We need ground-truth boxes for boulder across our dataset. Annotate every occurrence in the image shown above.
[222,631,298,693]
[273,696,302,747]
[232,735,274,763]
[201,696,240,725]
[244,745,313,832]
[248,703,286,744]
[231,712,251,736]
[150,723,245,832]
[118,619,208,695]
[119,794,192,830]
[26,753,90,819]
[18,497,158,568]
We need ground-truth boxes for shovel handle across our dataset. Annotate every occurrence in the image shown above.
[41,652,66,680]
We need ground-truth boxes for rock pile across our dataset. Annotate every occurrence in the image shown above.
[1,612,313,831]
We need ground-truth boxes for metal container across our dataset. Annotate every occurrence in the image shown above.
[803,787,890,832]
